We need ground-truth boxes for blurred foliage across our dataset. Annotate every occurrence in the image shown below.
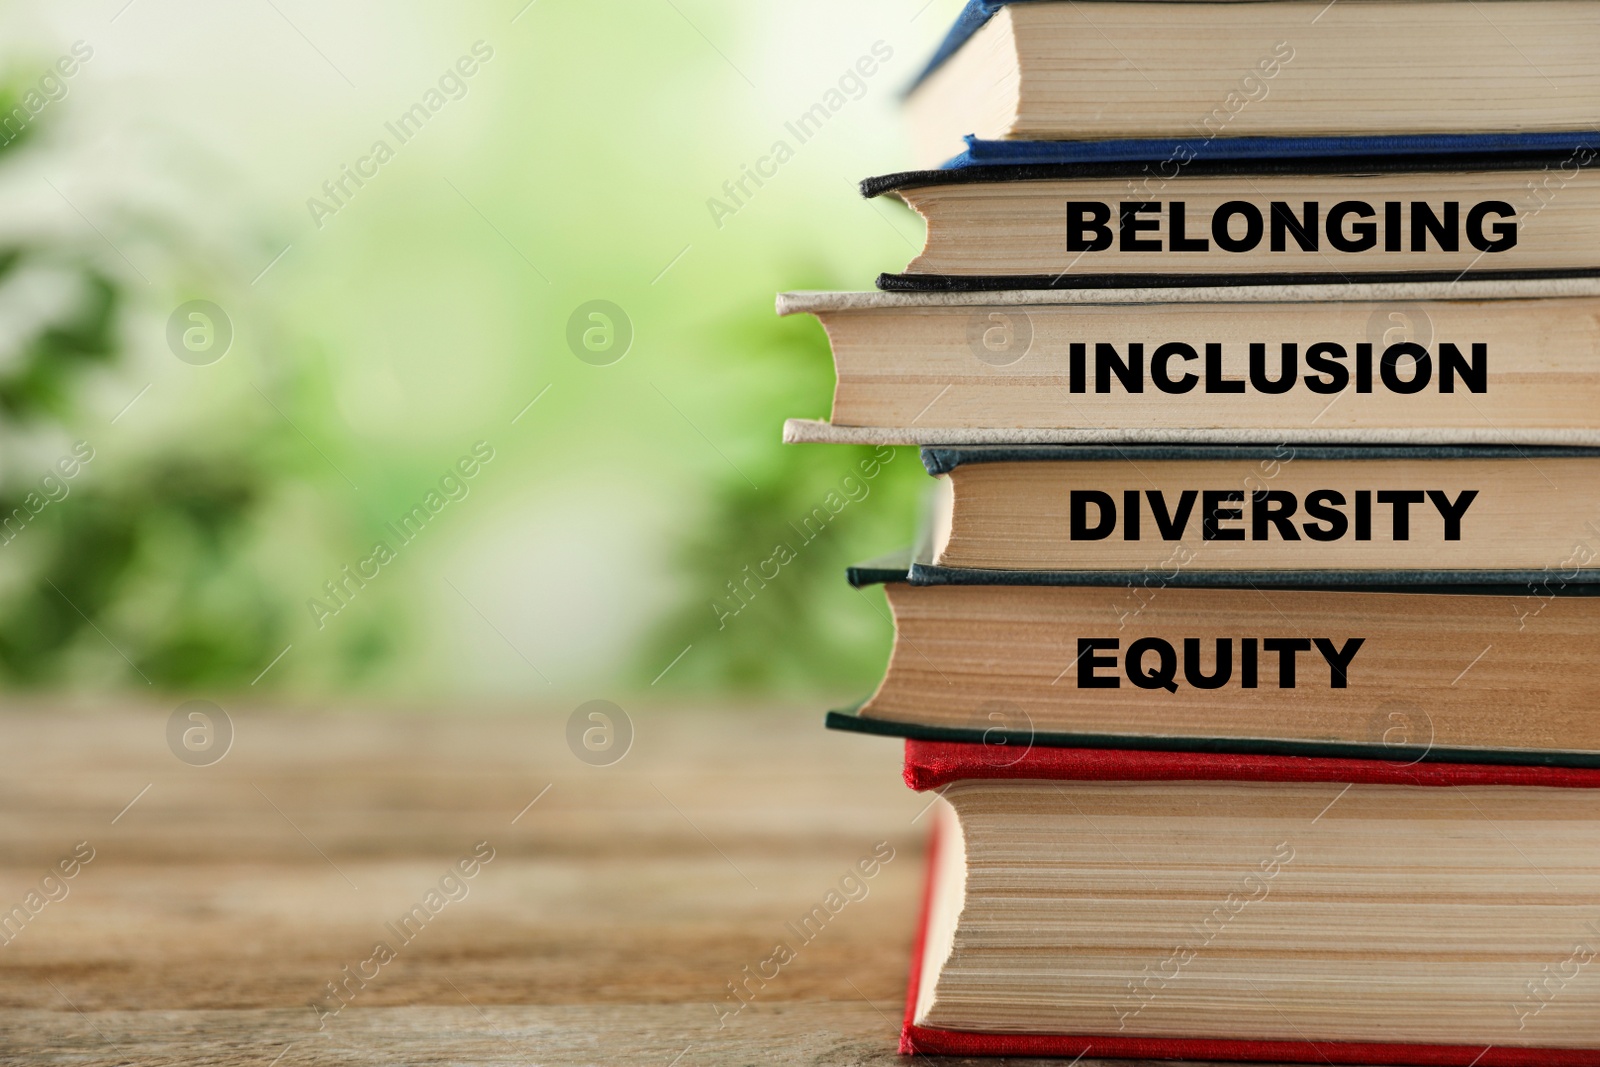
[642,277,923,695]
[0,254,116,419]
[0,2,936,698]
[0,454,277,686]
[0,83,381,690]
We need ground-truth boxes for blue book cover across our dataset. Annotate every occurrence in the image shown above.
[859,137,1600,291]
[909,0,1023,95]
[943,131,1600,170]
[908,1,1599,170]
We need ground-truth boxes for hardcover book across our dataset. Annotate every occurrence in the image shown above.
[904,0,1600,167]
[778,278,1600,445]
[899,739,1600,1065]
[836,553,1600,766]
[917,443,1600,573]
[864,144,1600,290]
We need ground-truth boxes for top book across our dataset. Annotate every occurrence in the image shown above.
[905,0,1600,168]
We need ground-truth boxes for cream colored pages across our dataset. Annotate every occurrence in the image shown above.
[922,778,1600,1047]
[904,1,1600,165]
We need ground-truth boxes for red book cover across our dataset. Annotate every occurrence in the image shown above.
[903,738,1600,793]
[898,740,1600,1066]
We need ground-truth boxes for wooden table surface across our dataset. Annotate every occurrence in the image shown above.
[0,702,1258,1065]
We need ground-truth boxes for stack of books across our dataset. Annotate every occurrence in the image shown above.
[782,1,1600,1063]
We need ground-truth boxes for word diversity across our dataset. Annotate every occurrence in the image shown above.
[1069,488,1476,542]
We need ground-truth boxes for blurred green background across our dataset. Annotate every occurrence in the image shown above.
[0,0,959,704]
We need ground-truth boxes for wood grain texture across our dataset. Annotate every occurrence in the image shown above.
[0,703,1305,1065]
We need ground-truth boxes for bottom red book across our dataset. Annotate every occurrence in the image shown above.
[898,740,1600,1066]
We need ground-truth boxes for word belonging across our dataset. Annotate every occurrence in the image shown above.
[1062,340,1485,395]
[1068,200,1518,254]
[1069,488,1477,542]
[1077,636,1364,691]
